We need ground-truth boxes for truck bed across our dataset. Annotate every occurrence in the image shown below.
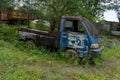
[18,28,58,48]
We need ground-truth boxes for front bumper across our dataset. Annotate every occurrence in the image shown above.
[90,45,104,54]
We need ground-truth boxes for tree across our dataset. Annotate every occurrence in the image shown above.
[31,0,78,31]
[0,0,15,13]
[22,0,119,31]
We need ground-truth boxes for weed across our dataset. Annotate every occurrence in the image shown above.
[0,24,120,80]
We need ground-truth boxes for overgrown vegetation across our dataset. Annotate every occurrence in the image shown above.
[0,24,120,80]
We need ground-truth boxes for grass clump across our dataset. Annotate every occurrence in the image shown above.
[0,24,120,80]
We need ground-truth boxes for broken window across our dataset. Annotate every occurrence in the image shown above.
[64,20,85,33]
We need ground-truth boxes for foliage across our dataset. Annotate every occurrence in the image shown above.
[1,0,119,31]
[0,24,120,80]
[21,0,119,31]
[0,24,19,42]
[0,0,15,13]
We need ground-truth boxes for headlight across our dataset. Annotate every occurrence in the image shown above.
[90,44,99,49]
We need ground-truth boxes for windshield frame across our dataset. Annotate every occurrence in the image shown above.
[81,19,99,36]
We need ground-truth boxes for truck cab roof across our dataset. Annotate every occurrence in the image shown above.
[62,16,87,21]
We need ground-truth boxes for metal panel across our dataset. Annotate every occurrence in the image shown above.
[59,32,89,57]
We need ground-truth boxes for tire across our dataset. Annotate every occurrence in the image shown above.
[65,49,79,60]
[25,40,36,49]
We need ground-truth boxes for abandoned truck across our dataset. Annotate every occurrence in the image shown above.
[18,16,104,58]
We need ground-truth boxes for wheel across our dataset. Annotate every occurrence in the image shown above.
[65,49,79,60]
[25,40,36,49]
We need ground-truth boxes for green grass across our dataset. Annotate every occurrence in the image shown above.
[0,24,120,80]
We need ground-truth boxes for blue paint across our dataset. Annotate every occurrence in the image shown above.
[58,19,66,49]
[59,32,69,49]
[82,22,95,45]
[59,31,89,57]
[88,35,95,44]
[58,17,103,57]
[84,39,89,46]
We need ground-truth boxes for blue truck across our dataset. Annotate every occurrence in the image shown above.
[18,16,104,58]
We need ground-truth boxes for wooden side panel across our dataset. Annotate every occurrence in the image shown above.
[0,13,7,21]
[7,10,35,20]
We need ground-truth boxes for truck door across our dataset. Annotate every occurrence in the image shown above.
[59,19,89,57]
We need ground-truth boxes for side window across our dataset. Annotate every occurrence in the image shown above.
[64,21,73,31]
[78,22,85,33]
[64,20,85,33]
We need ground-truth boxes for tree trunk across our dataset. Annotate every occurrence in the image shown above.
[50,21,56,31]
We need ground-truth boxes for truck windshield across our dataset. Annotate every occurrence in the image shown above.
[83,20,99,36]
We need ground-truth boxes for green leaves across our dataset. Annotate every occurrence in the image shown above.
[1,0,118,31]
[0,0,14,12]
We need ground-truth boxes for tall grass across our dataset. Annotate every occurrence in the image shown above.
[0,23,120,80]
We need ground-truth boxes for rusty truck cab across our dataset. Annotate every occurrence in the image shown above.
[58,16,104,57]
